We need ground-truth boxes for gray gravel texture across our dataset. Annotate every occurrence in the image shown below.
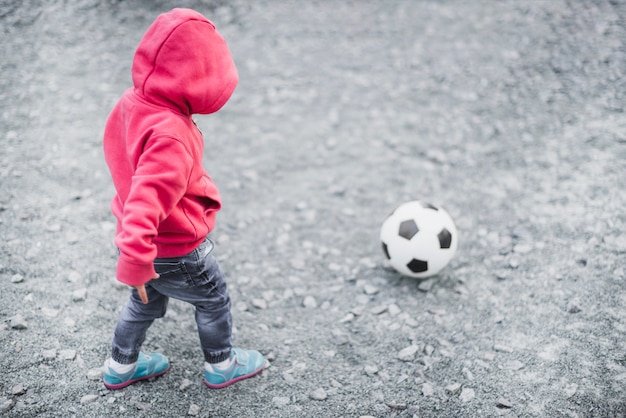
[1,0,626,417]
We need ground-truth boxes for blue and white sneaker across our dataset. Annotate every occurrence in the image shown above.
[204,348,265,389]
[103,352,170,390]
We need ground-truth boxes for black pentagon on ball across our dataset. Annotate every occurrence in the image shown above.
[381,242,391,259]
[438,228,452,249]
[398,219,419,240]
[407,258,428,273]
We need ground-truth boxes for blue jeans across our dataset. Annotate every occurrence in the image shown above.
[111,238,232,365]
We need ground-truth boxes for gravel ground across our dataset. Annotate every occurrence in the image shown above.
[1,0,626,417]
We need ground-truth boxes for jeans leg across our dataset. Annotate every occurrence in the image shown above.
[111,284,168,364]
[194,264,233,363]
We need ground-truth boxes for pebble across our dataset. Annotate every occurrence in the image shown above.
[501,360,525,371]
[179,378,193,391]
[188,404,200,416]
[42,349,57,360]
[496,397,513,408]
[459,387,475,402]
[302,295,317,308]
[11,383,26,396]
[364,365,379,375]
[80,394,99,405]
[87,368,102,380]
[567,301,582,314]
[388,304,401,316]
[309,388,327,401]
[421,382,435,397]
[11,274,24,283]
[417,280,433,292]
[0,397,13,414]
[59,349,76,360]
[513,243,533,254]
[370,305,388,315]
[564,383,578,398]
[135,401,151,411]
[494,344,513,353]
[10,314,28,330]
[272,396,290,407]
[251,298,267,309]
[72,288,87,302]
[397,345,419,362]
[41,308,60,318]
[340,313,355,323]
[363,285,379,295]
[445,383,461,395]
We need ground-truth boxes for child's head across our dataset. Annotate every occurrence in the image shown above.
[131,8,238,115]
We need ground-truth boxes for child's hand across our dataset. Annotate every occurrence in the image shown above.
[135,285,149,304]
[134,274,159,304]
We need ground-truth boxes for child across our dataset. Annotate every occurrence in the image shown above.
[101,8,265,390]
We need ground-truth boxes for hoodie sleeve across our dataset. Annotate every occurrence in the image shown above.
[114,135,193,287]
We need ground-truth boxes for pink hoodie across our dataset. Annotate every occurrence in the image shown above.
[103,8,238,287]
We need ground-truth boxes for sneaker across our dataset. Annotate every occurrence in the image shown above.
[103,352,170,390]
[204,348,265,389]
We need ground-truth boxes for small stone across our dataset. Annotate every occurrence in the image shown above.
[188,404,200,416]
[363,285,379,295]
[11,274,24,283]
[421,382,435,397]
[251,298,267,309]
[370,305,388,315]
[567,301,582,314]
[364,365,379,375]
[388,304,401,316]
[302,295,317,308]
[67,271,83,283]
[423,344,435,356]
[397,345,419,362]
[564,383,578,398]
[11,383,26,396]
[459,388,475,402]
[87,368,102,380]
[59,349,76,360]
[80,394,99,405]
[385,401,407,410]
[417,280,433,292]
[10,314,28,330]
[272,396,290,407]
[72,288,87,302]
[445,383,461,395]
[513,243,533,254]
[340,313,355,323]
[0,397,13,414]
[309,388,327,401]
[502,360,525,371]
[494,344,513,353]
[135,401,151,411]
[41,308,60,318]
[496,397,513,408]
[42,349,57,360]
[179,378,193,391]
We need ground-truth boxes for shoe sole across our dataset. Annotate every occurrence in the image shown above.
[103,365,171,390]
[203,365,264,389]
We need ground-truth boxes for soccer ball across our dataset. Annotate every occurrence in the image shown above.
[380,201,458,278]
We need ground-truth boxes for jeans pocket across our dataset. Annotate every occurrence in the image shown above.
[153,261,192,288]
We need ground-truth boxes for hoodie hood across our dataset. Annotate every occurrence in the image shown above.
[131,8,238,115]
